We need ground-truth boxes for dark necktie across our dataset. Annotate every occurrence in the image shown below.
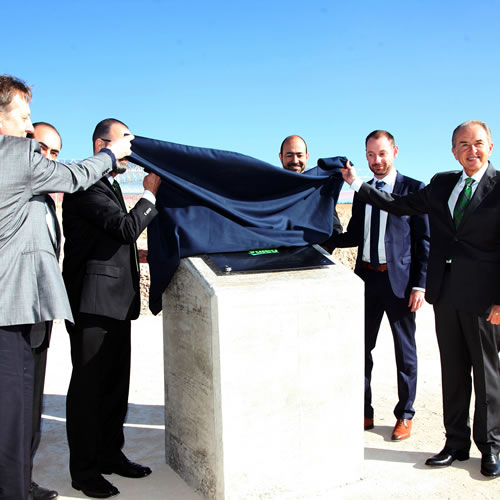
[453,177,474,228]
[112,180,127,211]
[112,180,140,272]
[370,180,386,269]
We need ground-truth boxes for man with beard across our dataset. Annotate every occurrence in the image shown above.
[62,119,161,498]
[323,130,430,441]
[279,134,342,234]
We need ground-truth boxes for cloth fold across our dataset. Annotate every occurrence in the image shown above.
[129,136,346,314]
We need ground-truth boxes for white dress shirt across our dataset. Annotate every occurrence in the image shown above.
[361,168,398,264]
[106,173,156,205]
[447,163,488,216]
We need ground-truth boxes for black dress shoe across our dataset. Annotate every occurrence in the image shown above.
[425,446,470,467]
[30,481,58,500]
[72,475,119,498]
[101,458,152,478]
[481,453,500,477]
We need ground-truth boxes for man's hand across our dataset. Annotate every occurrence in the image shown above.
[408,289,425,312]
[341,160,358,185]
[107,134,135,159]
[143,172,162,196]
[486,304,500,324]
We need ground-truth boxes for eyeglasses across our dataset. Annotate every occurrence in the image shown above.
[100,133,131,143]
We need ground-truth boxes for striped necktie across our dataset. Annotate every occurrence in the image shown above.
[453,177,474,228]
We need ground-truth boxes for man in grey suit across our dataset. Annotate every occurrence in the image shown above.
[26,122,63,500]
[0,75,133,500]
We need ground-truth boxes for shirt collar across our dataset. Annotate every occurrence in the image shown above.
[371,168,397,188]
[460,161,489,185]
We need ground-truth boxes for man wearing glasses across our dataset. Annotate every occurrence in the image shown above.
[0,75,133,500]
[28,121,63,500]
[62,119,161,498]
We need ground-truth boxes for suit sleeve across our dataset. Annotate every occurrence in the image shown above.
[29,140,113,195]
[322,195,364,252]
[64,183,158,243]
[408,182,430,289]
[332,208,343,236]
[358,181,431,216]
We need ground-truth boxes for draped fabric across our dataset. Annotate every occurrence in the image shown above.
[129,136,346,314]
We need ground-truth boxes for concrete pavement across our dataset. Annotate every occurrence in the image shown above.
[34,301,500,499]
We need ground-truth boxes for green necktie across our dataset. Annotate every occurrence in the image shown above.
[112,180,140,272]
[453,177,475,228]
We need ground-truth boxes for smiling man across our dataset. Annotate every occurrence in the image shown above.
[279,134,342,235]
[323,130,430,441]
[340,120,500,478]
[279,135,309,173]
[0,74,134,500]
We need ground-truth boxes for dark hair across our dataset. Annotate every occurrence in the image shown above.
[33,121,62,149]
[92,118,128,150]
[452,120,492,148]
[0,75,32,112]
[280,135,308,155]
[365,130,395,147]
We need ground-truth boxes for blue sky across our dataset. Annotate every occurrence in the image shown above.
[4,0,500,186]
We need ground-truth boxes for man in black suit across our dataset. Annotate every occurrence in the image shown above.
[29,122,63,500]
[341,120,500,478]
[279,134,343,235]
[323,130,430,440]
[62,119,161,498]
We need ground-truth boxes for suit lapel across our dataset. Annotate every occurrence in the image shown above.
[391,171,404,196]
[45,195,62,259]
[462,162,496,220]
[100,178,123,209]
[437,172,462,228]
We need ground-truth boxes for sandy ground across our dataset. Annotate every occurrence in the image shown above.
[37,204,499,499]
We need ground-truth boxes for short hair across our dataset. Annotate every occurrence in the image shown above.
[280,135,308,155]
[452,120,492,148]
[365,130,395,147]
[0,75,32,112]
[92,118,128,150]
[33,121,62,149]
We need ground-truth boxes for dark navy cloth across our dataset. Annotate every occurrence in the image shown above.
[129,136,346,314]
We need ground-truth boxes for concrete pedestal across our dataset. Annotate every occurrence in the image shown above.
[162,247,364,499]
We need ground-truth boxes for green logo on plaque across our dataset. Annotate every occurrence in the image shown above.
[248,249,279,256]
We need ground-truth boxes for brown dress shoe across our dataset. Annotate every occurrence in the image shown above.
[391,418,412,440]
[364,417,374,430]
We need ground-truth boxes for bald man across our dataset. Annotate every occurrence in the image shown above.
[279,135,342,234]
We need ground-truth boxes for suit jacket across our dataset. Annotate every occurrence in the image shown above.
[325,172,430,298]
[62,178,158,323]
[356,162,500,313]
[0,136,113,327]
[28,195,62,348]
